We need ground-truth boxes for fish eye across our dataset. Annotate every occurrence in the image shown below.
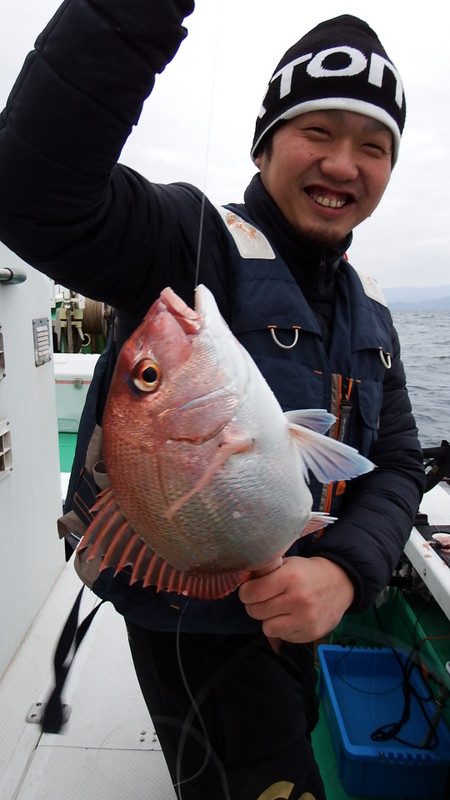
[132,359,161,392]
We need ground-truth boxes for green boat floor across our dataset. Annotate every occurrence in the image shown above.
[59,432,77,473]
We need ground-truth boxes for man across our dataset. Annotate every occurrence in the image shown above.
[0,3,424,798]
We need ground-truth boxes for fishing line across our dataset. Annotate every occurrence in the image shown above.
[331,593,435,700]
[174,14,232,796]
[174,600,231,800]
[368,603,442,749]
[174,600,211,795]
[193,6,222,291]
[330,597,442,749]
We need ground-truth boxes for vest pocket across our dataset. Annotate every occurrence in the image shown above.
[252,353,324,412]
[236,326,325,412]
[356,380,383,455]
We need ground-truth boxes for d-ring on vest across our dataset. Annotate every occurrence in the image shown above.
[268,324,302,350]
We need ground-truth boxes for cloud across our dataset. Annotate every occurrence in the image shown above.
[1,0,449,287]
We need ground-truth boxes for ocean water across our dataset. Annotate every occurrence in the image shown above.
[392,310,450,449]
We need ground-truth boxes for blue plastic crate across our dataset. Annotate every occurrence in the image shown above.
[318,645,450,799]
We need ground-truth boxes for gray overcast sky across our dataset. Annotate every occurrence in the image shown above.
[0,0,449,289]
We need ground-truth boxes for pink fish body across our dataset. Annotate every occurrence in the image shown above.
[79,285,373,598]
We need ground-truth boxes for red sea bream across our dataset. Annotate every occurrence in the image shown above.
[79,285,373,599]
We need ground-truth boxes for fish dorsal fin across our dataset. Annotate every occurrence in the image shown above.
[288,423,374,484]
[79,488,251,600]
[284,408,335,434]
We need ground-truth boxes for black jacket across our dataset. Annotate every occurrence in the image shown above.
[0,0,425,628]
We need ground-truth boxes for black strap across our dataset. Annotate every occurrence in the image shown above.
[41,587,106,733]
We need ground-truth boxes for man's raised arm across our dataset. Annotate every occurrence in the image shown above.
[0,0,194,302]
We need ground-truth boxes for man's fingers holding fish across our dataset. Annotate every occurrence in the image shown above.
[239,557,284,604]
[239,556,355,643]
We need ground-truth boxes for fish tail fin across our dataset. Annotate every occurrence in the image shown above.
[288,423,374,483]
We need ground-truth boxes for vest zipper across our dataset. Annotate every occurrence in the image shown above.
[337,377,354,443]
[319,376,356,520]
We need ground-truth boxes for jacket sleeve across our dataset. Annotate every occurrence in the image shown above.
[306,324,425,610]
[0,0,197,313]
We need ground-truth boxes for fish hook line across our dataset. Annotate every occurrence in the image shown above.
[174,600,231,800]
[193,6,222,292]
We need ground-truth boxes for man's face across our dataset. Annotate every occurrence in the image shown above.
[255,109,393,247]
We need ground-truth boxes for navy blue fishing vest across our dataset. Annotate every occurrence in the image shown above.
[220,204,393,516]
[64,206,394,632]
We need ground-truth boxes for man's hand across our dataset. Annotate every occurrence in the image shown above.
[238,556,355,643]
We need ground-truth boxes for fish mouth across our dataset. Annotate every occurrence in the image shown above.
[194,283,220,322]
[159,287,202,333]
[160,283,250,427]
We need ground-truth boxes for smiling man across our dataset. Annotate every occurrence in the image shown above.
[0,5,424,800]
[255,110,393,245]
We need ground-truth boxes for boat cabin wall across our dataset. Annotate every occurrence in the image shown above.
[0,243,64,679]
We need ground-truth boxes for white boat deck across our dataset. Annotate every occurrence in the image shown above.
[0,564,176,800]
[1,485,449,799]
[405,482,450,620]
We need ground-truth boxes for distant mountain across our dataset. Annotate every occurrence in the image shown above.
[389,297,450,310]
[383,285,450,310]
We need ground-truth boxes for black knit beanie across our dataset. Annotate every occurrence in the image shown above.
[251,15,405,164]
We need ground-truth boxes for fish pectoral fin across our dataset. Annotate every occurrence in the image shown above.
[164,429,255,520]
[301,512,337,537]
[284,408,336,434]
[288,423,374,484]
